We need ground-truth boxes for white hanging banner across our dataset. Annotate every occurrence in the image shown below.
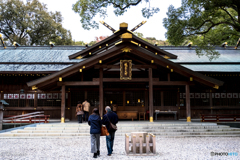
[201,93,206,98]
[227,93,232,98]
[190,93,194,98]
[27,94,33,99]
[8,94,13,99]
[41,94,46,99]
[206,93,209,98]
[59,93,62,99]
[20,94,26,99]
[215,93,220,98]
[221,93,226,98]
[212,93,215,98]
[53,93,58,99]
[195,93,200,98]
[4,94,8,99]
[47,93,52,99]
[233,93,238,98]
[14,94,19,99]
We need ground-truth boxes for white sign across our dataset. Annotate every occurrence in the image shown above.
[8,94,13,99]
[233,93,238,98]
[47,93,52,99]
[20,94,26,99]
[14,94,19,99]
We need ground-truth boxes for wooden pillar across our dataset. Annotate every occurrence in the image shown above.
[185,85,191,122]
[67,92,72,120]
[34,92,37,109]
[99,68,103,118]
[61,85,66,123]
[0,91,3,100]
[210,90,213,114]
[149,68,153,122]
[123,91,126,108]
[167,73,170,81]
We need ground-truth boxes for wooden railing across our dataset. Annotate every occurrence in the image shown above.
[201,114,240,122]
[125,133,156,155]
[3,111,50,124]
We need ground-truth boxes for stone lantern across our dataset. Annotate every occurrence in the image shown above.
[0,100,9,130]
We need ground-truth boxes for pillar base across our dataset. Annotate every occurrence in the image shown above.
[150,117,153,122]
[61,117,65,123]
[187,116,191,122]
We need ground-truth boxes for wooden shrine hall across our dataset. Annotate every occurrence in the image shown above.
[1,22,240,123]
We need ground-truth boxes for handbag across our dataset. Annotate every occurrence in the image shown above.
[106,114,117,131]
[101,126,109,136]
[77,110,84,115]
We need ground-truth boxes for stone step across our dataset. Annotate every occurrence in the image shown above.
[29,125,230,130]
[36,123,218,127]
[15,128,240,133]
[1,131,240,137]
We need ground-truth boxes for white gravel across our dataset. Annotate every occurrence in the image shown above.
[0,137,239,160]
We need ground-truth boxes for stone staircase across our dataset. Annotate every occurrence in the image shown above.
[1,121,240,138]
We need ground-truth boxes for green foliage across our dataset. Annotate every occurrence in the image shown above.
[163,0,240,61]
[0,0,72,46]
[134,32,169,46]
[72,0,160,30]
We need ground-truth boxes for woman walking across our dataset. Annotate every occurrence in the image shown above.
[88,108,101,158]
[76,101,84,123]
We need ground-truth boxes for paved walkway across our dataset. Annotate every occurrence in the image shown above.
[0,136,239,159]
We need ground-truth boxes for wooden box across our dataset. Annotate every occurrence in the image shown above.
[117,111,138,120]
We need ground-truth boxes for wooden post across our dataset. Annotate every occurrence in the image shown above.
[168,73,170,81]
[139,136,143,154]
[34,92,37,109]
[146,135,149,154]
[61,85,66,123]
[149,68,153,122]
[132,135,136,154]
[125,134,129,154]
[185,85,191,122]
[99,68,103,118]
[68,92,71,120]
[0,91,3,100]
[210,90,213,114]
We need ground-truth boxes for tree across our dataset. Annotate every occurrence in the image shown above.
[72,0,160,30]
[134,32,169,46]
[0,0,72,46]
[163,0,240,61]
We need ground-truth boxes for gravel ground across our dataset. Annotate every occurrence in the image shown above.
[0,137,239,160]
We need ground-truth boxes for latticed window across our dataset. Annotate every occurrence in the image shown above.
[164,91,177,106]
[125,91,145,106]
[87,91,99,107]
[104,91,123,106]
[71,91,84,107]
[153,90,161,106]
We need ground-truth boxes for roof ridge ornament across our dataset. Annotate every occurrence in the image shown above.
[131,21,147,32]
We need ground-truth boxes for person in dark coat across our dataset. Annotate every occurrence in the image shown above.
[101,106,118,156]
[88,108,102,158]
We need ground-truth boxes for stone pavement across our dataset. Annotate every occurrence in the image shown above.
[0,137,239,160]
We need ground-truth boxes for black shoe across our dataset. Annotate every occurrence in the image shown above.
[97,150,100,156]
[107,154,111,156]
[93,153,97,158]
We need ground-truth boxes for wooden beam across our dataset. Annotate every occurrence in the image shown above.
[153,81,194,85]
[57,82,99,86]
[61,85,66,123]
[94,65,157,69]
[99,68,103,117]
[185,85,191,122]
[93,78,159,82]
[149,68,153,122]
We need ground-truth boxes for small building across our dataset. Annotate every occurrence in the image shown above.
[0,23,239,122]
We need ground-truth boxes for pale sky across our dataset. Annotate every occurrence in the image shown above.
[38,0,181,43]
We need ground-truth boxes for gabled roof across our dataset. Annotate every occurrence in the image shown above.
[27,41,224,90]
[68,26,178,60]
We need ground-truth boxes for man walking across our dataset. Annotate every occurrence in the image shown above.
[102,106,118,156]
[82,99,90,122]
